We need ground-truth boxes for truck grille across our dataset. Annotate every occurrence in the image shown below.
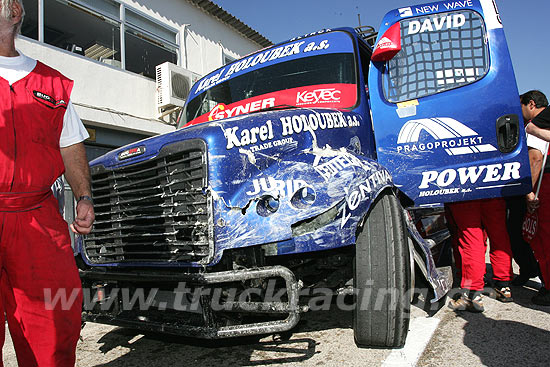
[83,139,213,265]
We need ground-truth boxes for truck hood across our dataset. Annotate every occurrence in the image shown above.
[90,107,364,170]
[88,107,382,265]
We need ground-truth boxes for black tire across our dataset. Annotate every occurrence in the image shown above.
[353,191,411,348]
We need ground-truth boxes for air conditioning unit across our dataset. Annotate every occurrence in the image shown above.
[156,62,201,118]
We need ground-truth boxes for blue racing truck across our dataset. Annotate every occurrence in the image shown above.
[78,0,531,348]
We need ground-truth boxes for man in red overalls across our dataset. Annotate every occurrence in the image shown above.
[0,1,95,366]
[446,198,514,312]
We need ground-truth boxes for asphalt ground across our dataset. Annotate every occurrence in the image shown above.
[418,279,550,367]
[2,267,550,366]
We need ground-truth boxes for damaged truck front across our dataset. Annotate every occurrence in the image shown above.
[78,0,531,348]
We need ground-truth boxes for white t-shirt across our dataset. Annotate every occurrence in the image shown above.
[526,131,549,155]
[0,51,89,147]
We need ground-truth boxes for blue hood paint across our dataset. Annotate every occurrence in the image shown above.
[87,107,388,266]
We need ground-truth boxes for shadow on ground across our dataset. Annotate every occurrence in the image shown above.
[459,308,550,367]
[465,266,550,366]
[95,328,318,367]
[90,306,356,366]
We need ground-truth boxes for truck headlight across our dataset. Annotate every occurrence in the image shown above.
[291,186,316,209]
[257,195,279,216]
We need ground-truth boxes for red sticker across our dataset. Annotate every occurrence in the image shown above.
[184,83,357,127]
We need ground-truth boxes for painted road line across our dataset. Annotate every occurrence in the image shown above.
[382,317,440,367]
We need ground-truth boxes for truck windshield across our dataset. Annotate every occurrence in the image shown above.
[179,32,358,128]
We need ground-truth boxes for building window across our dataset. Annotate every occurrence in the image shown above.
[21,0,39,40]
[124,8,178,79]
[21,0,179,79]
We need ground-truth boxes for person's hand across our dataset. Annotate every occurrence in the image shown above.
[71,198,95,234]
[526,191,540,213]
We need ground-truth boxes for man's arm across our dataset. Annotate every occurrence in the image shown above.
[528,147,544,188]
[525,122,550,142]
[526,147,544,212]
[60,142,95,234]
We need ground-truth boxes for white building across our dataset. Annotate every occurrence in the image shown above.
[17,0,272,161]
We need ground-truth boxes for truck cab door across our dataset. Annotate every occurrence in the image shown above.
[369,0,531,206]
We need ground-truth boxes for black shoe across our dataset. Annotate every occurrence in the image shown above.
[512,273,532,286]
[532,288,550,306]
[448,292,484,313]
[494,286,514,302]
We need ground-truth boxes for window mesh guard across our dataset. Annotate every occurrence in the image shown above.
[384,10,488,103]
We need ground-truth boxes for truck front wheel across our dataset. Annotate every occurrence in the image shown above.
[353,191,411,348]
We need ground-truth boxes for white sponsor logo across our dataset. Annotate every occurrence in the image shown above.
[407,14,466,35]
[314,153,367,181]
[303,40,330,53]
[418,188,461,197]
[225,113,360,150]
[397,117,497,156]
[196,41,306,93]
[225,120,274,150]
[290,29,331,42]
[341,170,392,228]
[415,4,439,14]
[208,98,276,121]
[280,112,360,137]
[246,178,307,198]
[412,0,474,14]
[418,162,521,189]
[443,1,474,11]
[296,88,341,105]
[374,37,398,51]
[196,67,226,94]
[398,7,413,17]
[249,137,295,153]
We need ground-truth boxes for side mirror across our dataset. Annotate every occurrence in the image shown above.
[371,22,401,62]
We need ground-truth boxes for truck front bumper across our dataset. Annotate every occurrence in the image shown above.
[80,265,302,339]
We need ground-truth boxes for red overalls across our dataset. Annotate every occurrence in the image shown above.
[530,168,550,290]
[448,198,514,291]
[0,62,82,367]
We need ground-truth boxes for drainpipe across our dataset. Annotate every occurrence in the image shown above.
[180,24,189,69]
[38,0,44,42]
[120,4,126,70]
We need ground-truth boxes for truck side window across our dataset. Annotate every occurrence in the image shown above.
[383,10,489,103]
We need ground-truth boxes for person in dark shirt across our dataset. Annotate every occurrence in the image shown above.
[525,91,550,140]
[521,90,550,306]
[506,91,547,286]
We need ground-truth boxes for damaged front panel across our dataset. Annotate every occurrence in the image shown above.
[83,107,383,266]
